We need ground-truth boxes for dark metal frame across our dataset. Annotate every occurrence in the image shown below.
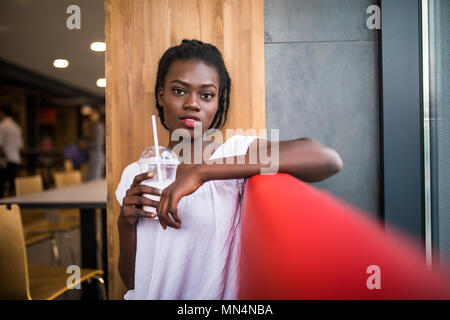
[380,0,425,249]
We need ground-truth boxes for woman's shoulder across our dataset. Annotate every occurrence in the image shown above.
[223,134,260,147]
[210,134,260,160]
[121,161,140,175]
[115,161,140,206]
[209,142,221,153]
[118,161,140,185]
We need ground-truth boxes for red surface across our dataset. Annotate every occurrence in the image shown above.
[239,173,450,299]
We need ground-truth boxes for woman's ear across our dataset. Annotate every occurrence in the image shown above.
[157,87,164,107]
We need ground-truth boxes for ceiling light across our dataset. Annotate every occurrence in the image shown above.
[96,78,106,88]
[90,42,106,52]
[53,59,69,68]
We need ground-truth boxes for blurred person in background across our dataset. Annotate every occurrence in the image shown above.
[63,142,87,170]
[85,107,105,181]
[0,104,23,197]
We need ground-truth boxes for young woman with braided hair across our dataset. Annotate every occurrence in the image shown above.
[115,39,343,299]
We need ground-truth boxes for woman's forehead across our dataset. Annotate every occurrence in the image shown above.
[165,59,219,86]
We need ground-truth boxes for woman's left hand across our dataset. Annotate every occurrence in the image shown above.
[156,164,205,230]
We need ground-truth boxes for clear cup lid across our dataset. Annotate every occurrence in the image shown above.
[138,146,179,165]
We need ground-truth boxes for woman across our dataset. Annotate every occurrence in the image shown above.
[116,39,343,299]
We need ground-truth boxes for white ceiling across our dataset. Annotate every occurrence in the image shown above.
[0,0,105,97]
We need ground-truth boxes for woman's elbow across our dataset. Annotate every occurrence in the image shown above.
[323,147,343,176]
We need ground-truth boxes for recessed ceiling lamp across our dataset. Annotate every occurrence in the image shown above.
[96,78,106,88]
[90,42,106,52]
[53,59,69,68]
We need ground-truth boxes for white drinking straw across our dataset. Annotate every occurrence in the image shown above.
[152,115,163,184]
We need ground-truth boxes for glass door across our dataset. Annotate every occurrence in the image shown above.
[422,0,450,267]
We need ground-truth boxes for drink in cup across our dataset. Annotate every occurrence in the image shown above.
[138,146,179,218]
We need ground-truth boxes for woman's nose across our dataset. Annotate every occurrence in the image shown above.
[183,93,200,111]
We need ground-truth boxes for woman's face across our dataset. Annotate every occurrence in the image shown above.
[157,59,220,137]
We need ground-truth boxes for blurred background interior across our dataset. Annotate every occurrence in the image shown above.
[0,0,105,189]
[0,0,105,300]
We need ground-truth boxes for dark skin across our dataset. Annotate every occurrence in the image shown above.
[118,59,343,289]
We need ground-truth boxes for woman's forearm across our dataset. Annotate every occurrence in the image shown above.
[199,138,343,183]
[117,214,137,290]
[275,137,343,182]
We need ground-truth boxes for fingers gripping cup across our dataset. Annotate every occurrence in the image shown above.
[138,146,179,217]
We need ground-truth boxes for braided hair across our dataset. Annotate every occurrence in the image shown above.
[155,39,231,131]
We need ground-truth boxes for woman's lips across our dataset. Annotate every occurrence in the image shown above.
[180,118,201,129]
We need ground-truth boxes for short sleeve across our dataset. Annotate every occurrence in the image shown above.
[209,134,259,161]
[123,289,136,300]
[209,134,260,195]
[115,162,141,206]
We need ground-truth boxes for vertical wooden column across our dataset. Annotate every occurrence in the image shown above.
[105,0,265,299]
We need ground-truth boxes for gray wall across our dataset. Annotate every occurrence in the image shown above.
[264,0,380,217]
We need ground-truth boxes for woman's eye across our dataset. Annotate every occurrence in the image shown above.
[201,93,215,100]
[172,88,185,95]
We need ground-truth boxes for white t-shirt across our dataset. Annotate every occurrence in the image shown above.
[0,117,23,164]
[115,134,259,300]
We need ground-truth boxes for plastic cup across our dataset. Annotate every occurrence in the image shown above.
[138,146,179,218]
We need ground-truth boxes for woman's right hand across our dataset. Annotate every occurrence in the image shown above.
[118,171,163,227]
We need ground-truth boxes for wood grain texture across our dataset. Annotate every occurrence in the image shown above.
[105,0,265,299]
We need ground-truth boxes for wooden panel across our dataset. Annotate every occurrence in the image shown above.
[105,0,265,299]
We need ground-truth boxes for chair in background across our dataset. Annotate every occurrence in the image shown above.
[63,159,74,172]
[54,170,82,187]
[53,171,82,223]
[54,170,103,273]
[80,163,88,181]
[23,232,54,247]
[15,175,59,262]
[0,204,105,300]
[15,175,79,265]
[14,174,55,248]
